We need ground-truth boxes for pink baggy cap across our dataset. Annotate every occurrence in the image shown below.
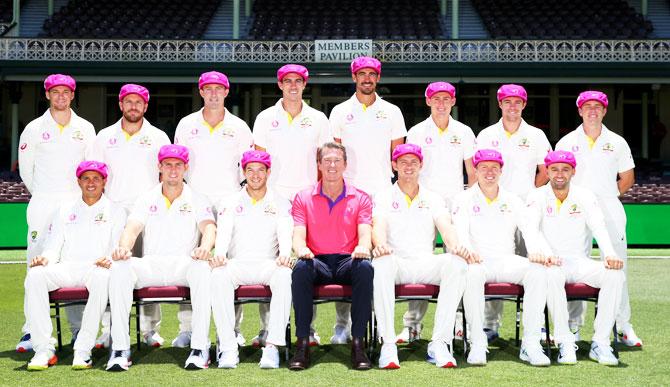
[198,71,230,89]
[158,144,189,164]
[76,160,108,179]
[576,90,608,108]
[241,150,272,169]
[425,82,456,98]
[544,150,576,168]
[118,84,150,103]
[277,64,309,82]
[44,74,76,91]
[473,149,504,167]
[392,143,423,162]
[496,84,527,102]
[350,56,381,75]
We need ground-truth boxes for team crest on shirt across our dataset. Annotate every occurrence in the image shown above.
[19,143,27,151]
[264,203,277,215]
[299,117,313,128]
[472,204,481,215]
[417,200,429,209]
[30,231,38,241]
[222,127,236,137]
[108,137,118,147]
[149,204,158,213]
[41,132,51,141]
[138,135,152,147]
[271,120,279,128]
[375,110,388,120]
[191,128,199,135]
[392,201,400,210]
[546,206,555,217]
[449,135,461,146]
[425,136,433,145]
[518,137,530,148]
[568,204,581,215]
[67,213,77,223]
[602,143,614,152]
[346,114,354,121]
[178,203,192,214]
[71,130,84,142]
[235,205,244,214]
[571,145,579,152]
[499,203,511,213]
[94,212,106,224]
[491,140,499,147]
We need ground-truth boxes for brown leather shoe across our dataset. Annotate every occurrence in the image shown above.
[351,336,371,370]
[289,337,310,370]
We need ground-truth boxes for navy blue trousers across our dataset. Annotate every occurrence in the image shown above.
[291,254,374,338]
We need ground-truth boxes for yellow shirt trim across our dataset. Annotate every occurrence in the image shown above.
[204,120,224,134]
[504,130,515,139]
[404,194,414,208]
[362,104,367,112]
[438,127,448,136]
[122,129,138,141]
[286,112,293,125]
[556,198,563,212]
[57,124,65,134]
[251,198,258,206]
[163,195,172,209]
[485,196,498,205]
[586,136,596,150]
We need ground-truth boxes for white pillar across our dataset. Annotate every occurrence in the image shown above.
[48,0,54,16]
[245,0,252,17]
[233,0,240,39]
[451,0,459,39]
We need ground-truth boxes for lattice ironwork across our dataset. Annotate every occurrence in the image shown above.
[0,38,668,63]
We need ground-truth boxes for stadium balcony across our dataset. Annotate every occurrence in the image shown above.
[245,0,445,40]
[472,0,653,40]
[37,0,219,40]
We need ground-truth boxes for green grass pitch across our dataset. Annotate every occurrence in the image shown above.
[0,251,668,386]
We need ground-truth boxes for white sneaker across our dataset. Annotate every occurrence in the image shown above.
[519,345,550,366]
[309,331,321,346]
[589,342,618,366]
[185,348,210,370]
[259,345,280,369]
[217,348,240,369]
[27,349,57,371]
[330,325,351,345]
[378,343,400,369]
[171,331,192,348]
[236,331,246,347]
[395,326,421,344]
[72,350,93,370]
[557,343,577,365]
[95,331,111,349]
[467,345,488,366]
[16,333,33,353]
[106,350,132,371]
[619,327,643,347]
[252,330,268,348]
[144,330,164,347]
[427,340,457,368]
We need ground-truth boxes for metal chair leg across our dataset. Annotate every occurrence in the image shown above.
[136,301,142,350]
[544,305,551,357]
[461,303,468,355]
[55,303,63,352]
[515,296,522,347]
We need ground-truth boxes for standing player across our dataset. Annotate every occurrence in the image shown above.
[92,84,170,348]
[328,56,406,343]
[24,161,126,370]
[453,149,558,366]
[17,74,96,352]
[252,64,331,346]
[372,144,470,369]
[210,150,293,369]
[475,84,552,341]
[555,91,640,347]
[106,144,216,371]
[173,71,253,347]
[402,81,476,343]
[526,150,625,365]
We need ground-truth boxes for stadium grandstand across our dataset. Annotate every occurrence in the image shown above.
[0,0,669,246]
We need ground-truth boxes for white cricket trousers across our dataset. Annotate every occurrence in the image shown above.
[571,197,630,330]
[372,253,467,344]
[547,258,625,347]
[109,256,211,351]
[464,256,551,348]
[24,262,109,353]
[211,260,292,351]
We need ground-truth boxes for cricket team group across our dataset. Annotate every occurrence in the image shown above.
[16,56,642,372]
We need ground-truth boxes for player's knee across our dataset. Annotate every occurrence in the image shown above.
[352,259,374,281]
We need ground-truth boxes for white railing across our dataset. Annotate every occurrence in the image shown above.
[0,38,669,62]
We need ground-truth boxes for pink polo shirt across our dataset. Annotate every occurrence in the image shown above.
[292,181,373,256]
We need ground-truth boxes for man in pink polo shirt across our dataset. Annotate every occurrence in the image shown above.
[288,142,374,371]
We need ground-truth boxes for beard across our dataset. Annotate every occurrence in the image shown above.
[123,111,143,123]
